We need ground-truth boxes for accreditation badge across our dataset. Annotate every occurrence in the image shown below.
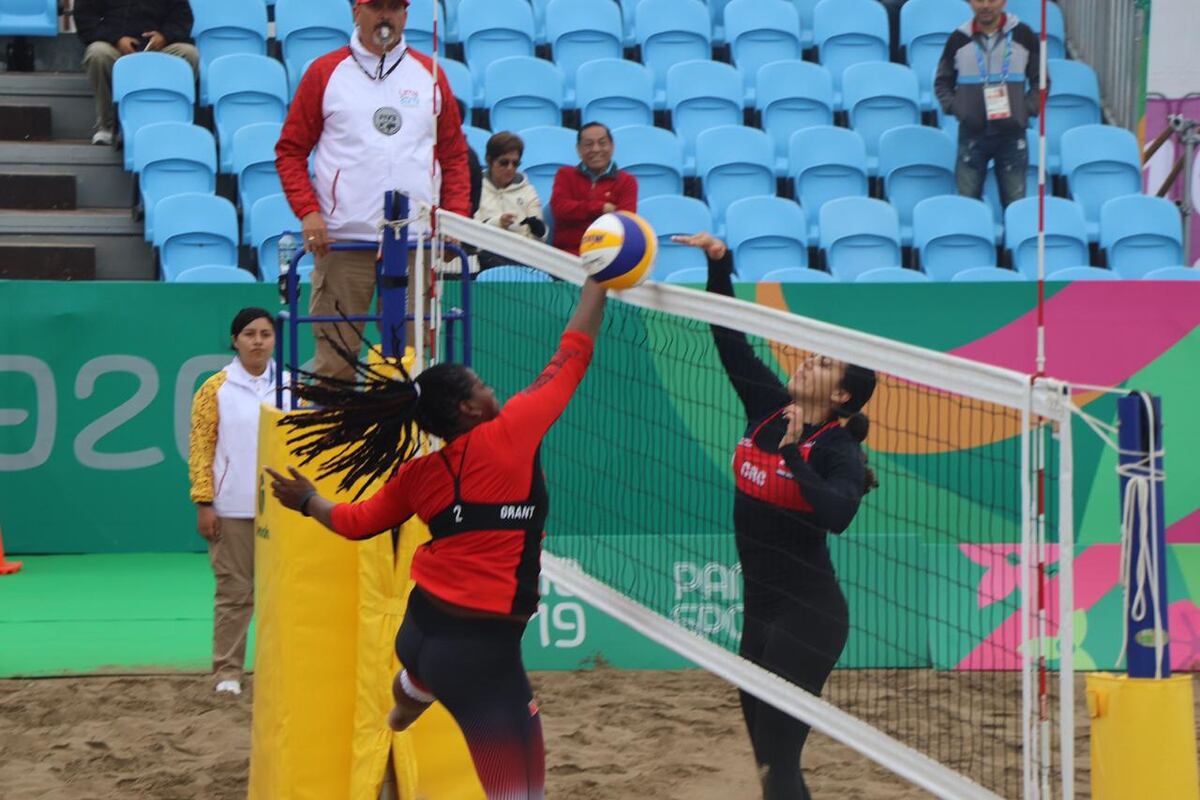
[373,106,402,135]
[984,84,1011,120]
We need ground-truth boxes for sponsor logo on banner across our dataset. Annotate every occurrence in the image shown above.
[672,560,743,639]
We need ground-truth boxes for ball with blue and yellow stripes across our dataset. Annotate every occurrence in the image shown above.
[579,211,658,290]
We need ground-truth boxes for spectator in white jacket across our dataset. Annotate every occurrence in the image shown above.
[188,308,280,697]
[475,131,547,269]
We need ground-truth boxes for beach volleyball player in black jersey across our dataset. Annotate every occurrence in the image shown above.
[675,232,879,800]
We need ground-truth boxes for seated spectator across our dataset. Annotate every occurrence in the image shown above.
[550,122,637,254]
[75,0,200,146]
[475,131,547,269]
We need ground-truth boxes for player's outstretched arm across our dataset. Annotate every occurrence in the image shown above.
[565,278,608,341]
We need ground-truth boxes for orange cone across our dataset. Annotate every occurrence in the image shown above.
[0,526,23,575]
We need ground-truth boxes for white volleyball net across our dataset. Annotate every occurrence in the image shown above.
[421,208,1077,800]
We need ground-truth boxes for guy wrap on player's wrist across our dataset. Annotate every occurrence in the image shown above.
[298,490,318,517]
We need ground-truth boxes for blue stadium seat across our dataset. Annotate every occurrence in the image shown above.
[406,0,446,55]
[708,0,735,43]
[1100,195,1184,278]
[134,122,217,242]
[1004,196,1090,278]
[760,267,835,283]
[613,124,684,200]
[274,0,353,98]
[1142,266,1200,281]
[912,195,996,280]
[485,56,564,133]
[663,267,709,284]
[788,125,868,245]
[191,0,268,106]
[666,59,744,176]
[756,61,835,176]
[636,0,712,109]
[639,195,713,279]
[459,0,535,85]
[790,0,818,49]
[951,267,1028,282]
[444,0,462,43]
[842,62,921,175]
[476,265,552,282]
[1047,266,1119,281]
[819,197,901,281]
[529,0,551,43]
[251,193,314,282]
[1007,0,1066,59]
[576,59,655,130]
[173,265,256,283]
[900,0,970,110]
[620,0,638,47]
[463,124,492,161]
[0,0,56,35]
[1061,124,1143,241]
[812,0,889,107]
[113,52,195,172]
[232,122,283,243]
[232,120,282,217]
[878,125,956,245]
[726,196,809,278]
[724,0,803,106]
[545,0,623,107]
[209,54,288,174]
[519,124,578,209]
[856,267,931,283]
[695,125,776,236]
[441,58,474,117]
[153,193,239,281]
[1044,59,1102,174]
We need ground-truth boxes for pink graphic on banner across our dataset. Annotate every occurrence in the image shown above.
[962,544,1059,609]
[951,283,1200,386]
[1169,600,1200,671]
[957,545,1122,670]
[1167,509,1200,544]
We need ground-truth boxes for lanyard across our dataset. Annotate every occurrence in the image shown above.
[974,30,1013,87]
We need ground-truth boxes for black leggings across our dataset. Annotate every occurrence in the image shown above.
[739,581,850,800]
[395,590,544,800]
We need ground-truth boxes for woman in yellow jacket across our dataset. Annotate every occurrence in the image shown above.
[188,308,279,696]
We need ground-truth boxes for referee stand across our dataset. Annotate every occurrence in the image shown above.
[252,192,485,800]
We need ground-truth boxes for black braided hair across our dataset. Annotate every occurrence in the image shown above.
[279,326,476,499]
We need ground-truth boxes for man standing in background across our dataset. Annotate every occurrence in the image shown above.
[934,0,1042,209]
[276,0,470,382]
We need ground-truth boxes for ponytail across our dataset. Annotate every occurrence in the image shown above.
[838,411,878,495]
[843,411,869,443]
[835,364,878,495]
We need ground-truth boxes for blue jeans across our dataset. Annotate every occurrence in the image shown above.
[956,132,1029,209]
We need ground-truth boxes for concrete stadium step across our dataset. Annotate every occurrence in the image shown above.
[0,140,132,208]
[0,103,52,140]
[0,172,75,209]
[0,209,153,280]
[0,72,95,141]
[0,242,94,279]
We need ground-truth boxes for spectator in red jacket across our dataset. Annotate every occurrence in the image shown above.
[550,122,638,254]
[275,0,470,382]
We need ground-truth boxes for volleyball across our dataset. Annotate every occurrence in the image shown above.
[579,211,658,290]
